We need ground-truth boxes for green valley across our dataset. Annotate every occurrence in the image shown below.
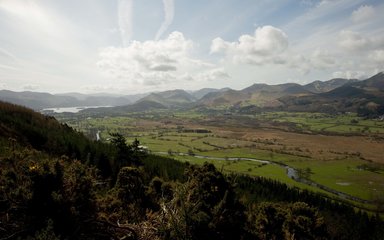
[55,107,384,213]
[2,72,384,239]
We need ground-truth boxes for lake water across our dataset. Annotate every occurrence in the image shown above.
[42,106,110,113]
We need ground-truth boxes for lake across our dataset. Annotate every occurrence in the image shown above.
[41,106,110,113]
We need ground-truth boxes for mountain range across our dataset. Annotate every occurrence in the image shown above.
[0,90,148,110]
[1,72,383,116]
[278,72,384,115]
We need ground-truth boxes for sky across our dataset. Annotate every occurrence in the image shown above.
[0,0,383,94]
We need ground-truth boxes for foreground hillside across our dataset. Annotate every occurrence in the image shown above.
[0,101,383,239]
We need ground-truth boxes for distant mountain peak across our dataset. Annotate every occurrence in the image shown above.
[137,89,196,107]
[2,72,383,111]
[303,78,358,93]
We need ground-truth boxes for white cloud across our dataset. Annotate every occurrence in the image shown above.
[22,84,39,91]
[300,0,317,7]
[338,30,384,61]
[1,1,383,94]
[118,0,134,47]
[0,0,96,76]
[0,82,6,89]
[0,48,19,64]
[285,49,337,74]
[0,0,75,44]
[287,54,311,75]
[351,5,375,23]
[97,31,216,88]
[284,0,360,33]
[332,70,368,79]
[80,84,125,94]
[310,49,337,69]
[241,26,288,55]
[210,25,344,75]
[0,0,43,19]
[211,25,288,65]
[196,68,230,82]
[339,30,371,51]
[98,31,191,73]
[210,14,383,83]
[0,63,18,71]
[155,0,175,40]
[369,50,384,63]
[210,38,233,54]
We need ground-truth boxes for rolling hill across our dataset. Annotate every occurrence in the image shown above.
[303,78,358,93]
[2,73,384,115]
[0,100,109,156]
[278,72,384,116]
[137,89,197,108]
[0,90,144,110]
[197,82,312,108]
[0,90,78,110]
[190,87,231,99]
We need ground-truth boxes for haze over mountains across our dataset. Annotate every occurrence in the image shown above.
[0,90,148,110]
[1,73,383,115]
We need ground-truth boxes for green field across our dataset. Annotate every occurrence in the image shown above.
[58,110,384,210]
[257,112,384,134]
[288,159,384,200]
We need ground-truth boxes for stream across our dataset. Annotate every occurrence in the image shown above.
[96,130,101,141]
[154,151,371,204]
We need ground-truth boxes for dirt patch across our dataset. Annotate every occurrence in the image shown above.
[127,115,384,164]
[202,126,383,163]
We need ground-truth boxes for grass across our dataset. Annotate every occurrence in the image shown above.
[171,154,348,201]
[57,110,384,209]
[288,159,384,200]
[200,147,309,164]
[173,154,297,184]
[259,112,384,134]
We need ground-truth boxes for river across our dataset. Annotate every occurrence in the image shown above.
[154,151,371,204]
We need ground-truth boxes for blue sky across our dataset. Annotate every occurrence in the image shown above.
[0,0,383,94]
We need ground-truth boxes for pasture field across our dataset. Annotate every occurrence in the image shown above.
[169,154,372,208]
[58,110,384,210]
[171,154,313,188]
[288,159,384,200]
[256,111,384,134]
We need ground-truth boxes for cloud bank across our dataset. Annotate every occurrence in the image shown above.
[211,25,288,65]
[351,5,375,23]
[1,0,383,93]
[97,31,226,90]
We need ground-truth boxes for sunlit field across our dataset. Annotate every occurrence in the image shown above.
[59,110,384,211]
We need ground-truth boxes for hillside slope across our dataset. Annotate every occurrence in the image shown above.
[279,72,384,116]
[0,91,134,110]
[0,101,111,160]
[198,83,312,108]
[137,89,196,107]
[303,78,358,93]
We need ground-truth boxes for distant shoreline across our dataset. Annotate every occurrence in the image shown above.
[41,106,111,113]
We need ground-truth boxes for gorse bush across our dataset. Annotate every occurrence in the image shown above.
[0,151,98,238]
